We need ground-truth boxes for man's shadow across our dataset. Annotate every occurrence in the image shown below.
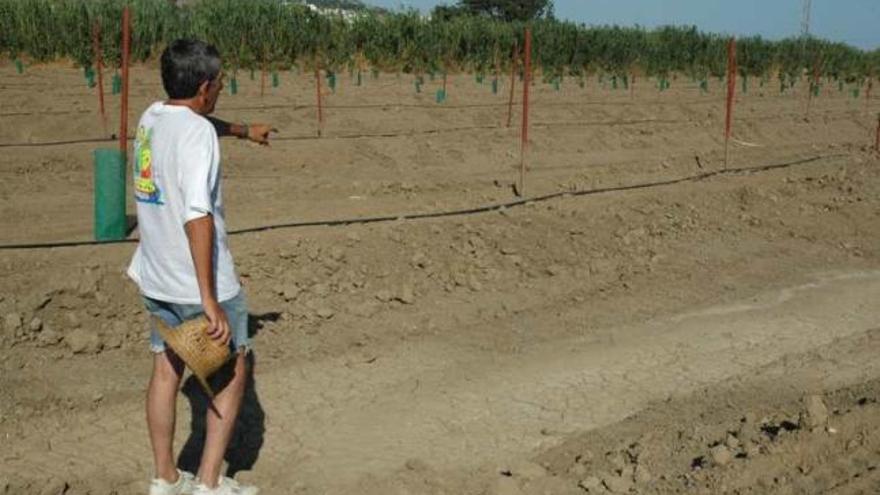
[176,311,280,476]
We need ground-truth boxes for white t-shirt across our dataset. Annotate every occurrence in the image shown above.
[127,102,240,304]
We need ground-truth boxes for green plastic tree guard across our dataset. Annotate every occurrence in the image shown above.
[112,73,122,94]
[93,149,127,241]
[14,59,23,74]
[327,72,337,92]
[85,66,96,88]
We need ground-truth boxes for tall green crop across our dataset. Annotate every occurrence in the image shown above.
[0,0,877,83]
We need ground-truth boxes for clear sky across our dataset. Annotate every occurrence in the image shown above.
[365,0,880,50]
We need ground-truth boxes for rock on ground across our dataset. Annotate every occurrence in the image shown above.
[64,328,102,354]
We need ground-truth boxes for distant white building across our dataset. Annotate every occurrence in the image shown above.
[304,2,362,21]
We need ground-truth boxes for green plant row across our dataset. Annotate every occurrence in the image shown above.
[1,0,878,84]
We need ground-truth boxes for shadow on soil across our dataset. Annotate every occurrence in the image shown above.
[177,312,281,477]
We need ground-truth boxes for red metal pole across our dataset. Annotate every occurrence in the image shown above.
[506,42,518,128]
[315,66,323,137]
[119,6,130,158]
[92,22,106,133]
[874,114,880,153]
[519,28,532,196]
[724,38,737,169]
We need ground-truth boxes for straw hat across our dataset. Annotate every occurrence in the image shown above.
[154,315,231,398]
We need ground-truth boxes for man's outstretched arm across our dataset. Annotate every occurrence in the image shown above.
[206,117,276,145]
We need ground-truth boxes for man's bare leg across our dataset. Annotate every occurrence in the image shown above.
[147,350,185,482]
[197,352,248,487]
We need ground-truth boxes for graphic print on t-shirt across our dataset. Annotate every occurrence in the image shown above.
[133,126,163,204]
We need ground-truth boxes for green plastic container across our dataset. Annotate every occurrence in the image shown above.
[14,59,23,74]
[327,71,336,92]
[112,73,122,95]
[435,88,446,103]
[84,66,96,88]
[272,71,279,88]
[491,78,499,94]
[93,149,127,241]
[229,77,238,95]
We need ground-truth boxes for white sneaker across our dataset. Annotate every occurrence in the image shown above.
[149,470,196,495]
[193,476,259,495]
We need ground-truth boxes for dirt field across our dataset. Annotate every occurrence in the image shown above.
[1,64,880,494]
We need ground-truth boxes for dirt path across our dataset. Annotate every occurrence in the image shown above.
[248,269,880,493]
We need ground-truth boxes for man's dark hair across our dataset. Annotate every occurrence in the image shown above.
[160,39,222,99]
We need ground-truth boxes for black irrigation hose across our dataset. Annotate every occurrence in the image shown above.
[0,137,118,148]
[4,90,867,119]
[0,153,846,251]
[1,108,93,117]
[0,106,863,148]
[0,100,586,118]
[0,96,730,118]
[273,124,501,141]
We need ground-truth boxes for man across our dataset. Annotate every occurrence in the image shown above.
[127,39,272,495]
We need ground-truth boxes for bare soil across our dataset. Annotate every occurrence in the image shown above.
[1,64,879,494]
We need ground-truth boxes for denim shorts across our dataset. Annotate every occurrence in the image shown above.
[143,291,250,355]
